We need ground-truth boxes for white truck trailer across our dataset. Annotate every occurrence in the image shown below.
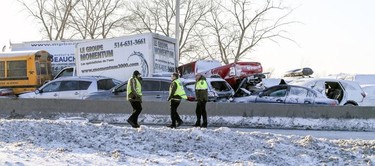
[55,33,177,82]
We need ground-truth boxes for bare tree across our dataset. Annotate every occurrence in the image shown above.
[68,0,129,39]
[126,0,175,37]
[126,0,212,60]
[19,0,130,40]
[202,0,296,64]
[19,0,79,40]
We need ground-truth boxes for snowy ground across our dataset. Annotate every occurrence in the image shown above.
[78,113,375,131]
[0,119,374,165]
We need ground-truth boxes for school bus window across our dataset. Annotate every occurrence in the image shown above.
[36,62,41,75]
[47,63,52,75]
[0,61,5,78]
[40,63,47,75]
[7,61,27,78]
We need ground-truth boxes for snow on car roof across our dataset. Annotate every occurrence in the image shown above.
[289,78,362,85]
[54,76,114,81]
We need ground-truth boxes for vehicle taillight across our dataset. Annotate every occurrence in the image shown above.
[187,96,195,101]
[0,91,9,96]
[330,101,338,106]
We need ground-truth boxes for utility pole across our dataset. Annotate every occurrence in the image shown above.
[175,0,180,70]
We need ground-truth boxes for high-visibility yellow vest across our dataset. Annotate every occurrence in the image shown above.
[127,77,142,100]
[170,79,187,99]
[195,79,208,90]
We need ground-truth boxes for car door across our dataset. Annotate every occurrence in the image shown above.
[111,82,127,100]
[142,80,162,101]
[55,80,81,99]
[160,80,171,101]
[76,81,93,99]
[340,81,364,104]
[324,81,346,105]
[255,86,287,104]
[37,81,63,99]
[285,86,313,104]
[362,86,375,106]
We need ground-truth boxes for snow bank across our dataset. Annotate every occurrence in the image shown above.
[53,113,375,131]
[0,119,374,165]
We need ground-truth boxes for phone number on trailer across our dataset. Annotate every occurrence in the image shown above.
[114,38,146,48]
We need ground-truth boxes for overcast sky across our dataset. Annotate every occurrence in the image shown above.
[1,0,374,77]
[251,0,375,77]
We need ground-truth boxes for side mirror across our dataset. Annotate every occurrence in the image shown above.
[111,89,117,94]
[43,80,50,85]
[258,92,264,97]
[35,89,42,94]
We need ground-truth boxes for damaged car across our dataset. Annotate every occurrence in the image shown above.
[232,84,338,106]
[290,78,365,106]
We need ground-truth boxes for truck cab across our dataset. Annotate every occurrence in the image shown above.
[54,67,76,79]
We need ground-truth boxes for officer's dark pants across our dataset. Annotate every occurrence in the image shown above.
[170,100,182,125]
[129,101,142,124]
[195,100,207,126]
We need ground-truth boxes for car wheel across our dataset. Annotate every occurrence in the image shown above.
[344,103,356,106]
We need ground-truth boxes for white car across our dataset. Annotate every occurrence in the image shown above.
[361,84,375,106]
[19,76,120,99]
[0,88,15,98]
[290,78,366,106]
[183,77,234,102]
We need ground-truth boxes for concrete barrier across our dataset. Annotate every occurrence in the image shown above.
[1,98,375,119]
[2,98,375,131]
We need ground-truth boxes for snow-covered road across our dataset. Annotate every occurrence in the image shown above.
[0,119,374,165]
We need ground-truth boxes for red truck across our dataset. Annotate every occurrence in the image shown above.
[202,62,263,90]
[178,60,222,78]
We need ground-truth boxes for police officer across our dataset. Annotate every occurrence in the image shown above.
[194,73,208,128]
[126,70,143,128]
[167,73,187,128]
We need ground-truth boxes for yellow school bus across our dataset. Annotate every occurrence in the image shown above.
[0,50,53,94]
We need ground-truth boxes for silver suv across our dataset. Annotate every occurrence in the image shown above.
[18,76,120,99]
[84,77,233,102]
[84,77,193,101]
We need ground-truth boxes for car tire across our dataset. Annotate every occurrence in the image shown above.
[344,103,357,106]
